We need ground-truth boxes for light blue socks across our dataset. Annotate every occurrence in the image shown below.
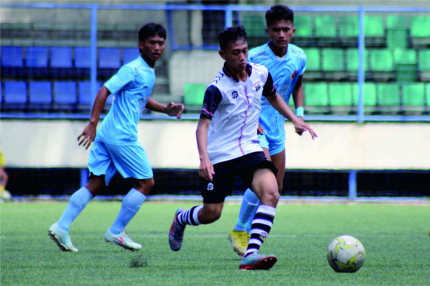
[234,188,260,232]
[57,187,93,232]
[109,188,146,235]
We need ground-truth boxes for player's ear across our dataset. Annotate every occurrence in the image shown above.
[265,28,269,37]
[219,50,226,60]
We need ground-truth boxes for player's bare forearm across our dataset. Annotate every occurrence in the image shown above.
[292,75,304,110]
[196,116,214,181]
[146,97,166,113]
[146,98,184,119]
[267,93,298,124]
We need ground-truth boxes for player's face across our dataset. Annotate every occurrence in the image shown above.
[139,34,165,66]
[266,19,295,49]
[219,39,248,73]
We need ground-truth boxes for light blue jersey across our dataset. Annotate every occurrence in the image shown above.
[248,42,306,152]
[96,56,155,145]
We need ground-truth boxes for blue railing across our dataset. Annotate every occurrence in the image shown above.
[1,3,430,122]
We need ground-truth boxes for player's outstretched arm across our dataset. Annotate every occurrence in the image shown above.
[266,93,317,140]
[196,116,214,181]
[78,86,110,149]
[146,97,184,119]
[292,75,305,135]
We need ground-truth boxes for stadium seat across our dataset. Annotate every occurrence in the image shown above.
[352,82,377,114]
[123,48,139,65]
[1,46,24,76]
[29,81,52,111]
[242,14,266,37]
[410,16,430,47]
[418,49,430,81]
[78,81,103,111]
[402,83,426,114]
[303,48,321,80]
[303,83,329,114]
[364,15,385,47]
[292,15,313,46]
[314,15,337,45]
[369,49,394,81]
[393,49,417,82]
[74,47,91,76]
[376,83,401,114]
[426,84,430,112]
[26,46,49,77]
[184,83,206,112]
[99,47,121,69]
[4,81,27,104]
[338,15,358,46]
[54,81,77,105]
[50,47,73,69]
[345,49,368,80]
[321,48,345,80]
[386,29,408,50]
[385,15,408,30]
[328,83,353,114]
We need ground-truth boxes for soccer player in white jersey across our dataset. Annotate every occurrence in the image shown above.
[48,23,184,252]
[228,5,310,256]
[168,26,317,270]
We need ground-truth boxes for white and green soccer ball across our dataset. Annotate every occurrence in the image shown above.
[1,190,11,200]
[327,235,366,273]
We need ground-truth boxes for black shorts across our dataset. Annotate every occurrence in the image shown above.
[199,151,278,204]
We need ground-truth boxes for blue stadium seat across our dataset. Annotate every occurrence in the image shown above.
[54,81,77,104]
[50,47,73,68]
[26,46,49,77]
[4,81,27,107]
[123,48,139,65]
[29,81,52,104]
[78,81,104,110]
[99,48,121,69]
[74,47,91,76]
[1,46,24,75]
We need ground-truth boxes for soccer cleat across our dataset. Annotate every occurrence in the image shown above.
[169,208,186,251]
[48,223,79,252]
[228,229,250,256]
[104,229,142,251]
[239,252,277,270]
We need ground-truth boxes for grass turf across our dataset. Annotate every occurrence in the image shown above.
[1,200,430,285]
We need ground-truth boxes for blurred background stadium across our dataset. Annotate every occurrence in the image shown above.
[0,0,429,199]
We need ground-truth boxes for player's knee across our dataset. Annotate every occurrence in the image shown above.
[134,178,154,195]
[260,189,279,206]
[198,205,222,224]
[201,211,221,224]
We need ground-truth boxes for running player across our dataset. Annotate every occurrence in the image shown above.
[48,23,184,252]
[168,26,316,270]
[228,5,309,256]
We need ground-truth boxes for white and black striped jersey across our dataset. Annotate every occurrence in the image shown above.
[201,62,277,164]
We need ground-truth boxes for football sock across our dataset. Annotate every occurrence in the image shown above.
[244,204,276,257]
[110,188,146,235]
[57,187,93,232]
[234,188,260,232]
[176,206,203,227]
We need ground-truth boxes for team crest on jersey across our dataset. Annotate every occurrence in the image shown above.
[232,91,239,99]
[254,81,261,91]
[207,182,214,191]
[291,70,297,79]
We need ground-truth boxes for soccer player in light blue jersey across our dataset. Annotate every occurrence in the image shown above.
[48,23,184,252]
[228,5,311,255]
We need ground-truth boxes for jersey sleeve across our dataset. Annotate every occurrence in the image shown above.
[201,85,222,120]
[262,72,277,97]
[104,65,135,95]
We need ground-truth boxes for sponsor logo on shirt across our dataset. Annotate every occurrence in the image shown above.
[252,140,260,144]
[254,81,261,91]
[232,91,239,99]
[291,70,297,79]
[207,182,214,191]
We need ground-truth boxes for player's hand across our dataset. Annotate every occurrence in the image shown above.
[295,116,305,136]
[77,122,97,150]
[257,123,265,135]
[166,102,184,119]
[293,120,317,140]
[199,156,215,181]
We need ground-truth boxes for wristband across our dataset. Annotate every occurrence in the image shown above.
[296,106,304,118]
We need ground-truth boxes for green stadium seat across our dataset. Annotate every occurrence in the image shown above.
[369,49,394,81]
[402,83,426,114]
[292,15,313,46]
[426,84,430,112]
[364,15,385,47]
[314,15,337,44]
[393,49,417,82]
[345,49,368,80]
[410,16,430,47]
[321,48,345,80]
[386,15,408,30]
[418,49,430,81]
[242,14,266,37]
[184,83,206,113]
[303,48,321,80]
[303,83,329,114]
[338,15,359,45]
[376,83,401,114]
[328,83,353,114]
[352,83,377,114]
[386,29,408,50]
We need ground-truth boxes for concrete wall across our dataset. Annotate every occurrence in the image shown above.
[1,120,429,170]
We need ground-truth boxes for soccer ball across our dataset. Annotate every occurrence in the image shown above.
[1,190,11,200]
[327,235,366,273]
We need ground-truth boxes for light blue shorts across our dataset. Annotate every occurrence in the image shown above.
[88,140,153,186]
[257,134,285,156]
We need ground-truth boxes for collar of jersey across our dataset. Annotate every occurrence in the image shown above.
[266,42,289,61]
[222,63,252,82]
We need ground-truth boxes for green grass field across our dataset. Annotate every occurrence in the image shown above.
[1,200,429,285]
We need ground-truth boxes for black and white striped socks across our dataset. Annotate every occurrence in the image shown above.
[177,206,203,227]
[245,205,276,257]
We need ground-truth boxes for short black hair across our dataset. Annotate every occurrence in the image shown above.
[218,26,248,50]
[138,23,167,42]
[265,5,294,27]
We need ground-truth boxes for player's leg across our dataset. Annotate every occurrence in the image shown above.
[48,141,110,252]
[104,142,153,251]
